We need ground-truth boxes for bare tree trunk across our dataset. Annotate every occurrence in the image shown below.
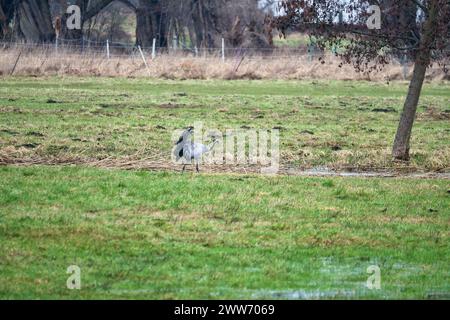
[0,3,8,39]
[136,0,167,48]
[191,0,217,49]
[392,59,428,160]
[0,4,5,23]
[60,0,113,41]
[0,1,15,40]
[136,2,154,47]
[392,2,437,161]
[14,0,55,42]
[59,0,86,40]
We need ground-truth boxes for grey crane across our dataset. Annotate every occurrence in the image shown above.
[173,127,219,173]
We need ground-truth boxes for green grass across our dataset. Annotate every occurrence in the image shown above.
[0,166,448,299]
[0,77,449,171]
[273,33,311,47]
[0,77,449,299]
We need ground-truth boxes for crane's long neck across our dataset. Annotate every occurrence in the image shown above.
[208,140,219,151]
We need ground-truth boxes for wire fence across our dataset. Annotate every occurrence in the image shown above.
[0,38,330,61]
[2,38,447,80]
[2,37,449,61]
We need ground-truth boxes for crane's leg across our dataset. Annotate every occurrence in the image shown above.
[196,162,200,173]
[182,164,186,173]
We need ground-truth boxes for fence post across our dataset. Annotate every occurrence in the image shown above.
[10,51,22,76]
[308,43,314,62]
[172,35,177,54]
[401,54,408,80]
[138,45,150,72]
[106,40,110,59]
[222,38,225,63]
[152,38,156,60]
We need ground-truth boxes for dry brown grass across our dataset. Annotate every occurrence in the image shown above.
[1,149,448,179]
[1,46,448,81]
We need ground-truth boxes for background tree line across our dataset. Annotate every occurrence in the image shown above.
[0,0,274,49]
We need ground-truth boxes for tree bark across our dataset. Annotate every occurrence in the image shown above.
[60,0,114,41]
[136,0,167,48]
[392,1,438,161]
[0,3,8,38]
[191,0,217,49]
[0,1,15,40]
[392,58,428,160]
[83,0,115,22]
[136,1,154,47]
[14,0,55,42]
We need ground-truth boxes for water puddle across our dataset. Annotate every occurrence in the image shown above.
[285,166,450,179]
[251,289,357,299]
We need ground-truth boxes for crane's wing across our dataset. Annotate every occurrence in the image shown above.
[173,128,194,161]
[173,143,184,161]
[175,135,184,145]
[174,128,193,145]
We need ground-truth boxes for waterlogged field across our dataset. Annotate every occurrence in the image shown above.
[0,77,449,171]
[0,166,449,299]
[0,77,449,299]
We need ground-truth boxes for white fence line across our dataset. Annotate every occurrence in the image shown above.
[0,39,333,57]
[3,40,448,61]
[2,39,448,79]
